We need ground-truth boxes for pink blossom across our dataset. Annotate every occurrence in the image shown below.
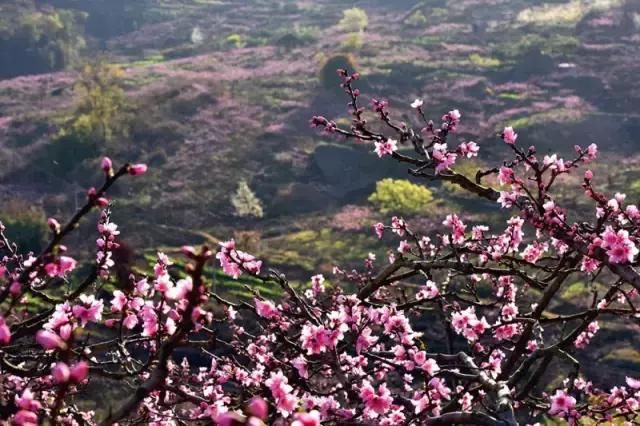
[432,143,457,173]
[360,381,393,417]
[502,126,518,144]
[458,141,479,158]
[374,222,385,239]
[123,313,139,329]
[443,214,466,244]
[292,410,321,426]
[111,290,127,312]
[548,389,576,416]
[374,139,398,157]
[292,356,309,379]
[498,167,515,186]
[626,376,640,389]
[600,226,639,264]
[72,294,104,326]
[255,299,279,319]
[0,315,10,345]
[397,240,411,254]
[422,358,440,376]
[356,327,378,354]
[416,280,439,300]
[300,324,332,354]
[497,191,519,208]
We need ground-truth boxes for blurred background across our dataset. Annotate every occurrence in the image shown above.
[0,0,639,394]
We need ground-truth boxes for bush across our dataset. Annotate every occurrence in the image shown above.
[339,7,369,33]
[368,178,435,214]
[406,10,427,27]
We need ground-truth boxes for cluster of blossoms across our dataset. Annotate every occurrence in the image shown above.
[0,73,640,426]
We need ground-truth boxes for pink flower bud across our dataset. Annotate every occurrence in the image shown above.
[47,218,60,233]
[96,197,109,208]
[36,330,65,350]
[52,362,70,384]
[181,245,196,258]
[128,164,148,176]
[9,281,21,297]
[247,397,268,419]
[70,361,89,383]
[101,157,113,173]
[584,170,593,180]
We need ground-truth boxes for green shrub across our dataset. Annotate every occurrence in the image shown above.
[368,179,435,215]
[339,8,368,33]
[406,10,427,27]
[225,33,245,49]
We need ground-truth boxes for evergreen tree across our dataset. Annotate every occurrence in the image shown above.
[231,180,264,218]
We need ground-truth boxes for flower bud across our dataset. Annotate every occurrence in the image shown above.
[70,361,89,383]
[47,218,60,233]
[247,397,268,419]
[128,164,148,176]
[52,362,70,384]
[101,157,113,175]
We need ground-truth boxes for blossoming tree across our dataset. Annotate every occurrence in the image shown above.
[1,71,640,425]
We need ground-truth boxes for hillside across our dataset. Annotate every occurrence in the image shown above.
[1,0,640,389]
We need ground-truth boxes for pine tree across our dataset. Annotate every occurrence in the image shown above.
[231,180,264,218]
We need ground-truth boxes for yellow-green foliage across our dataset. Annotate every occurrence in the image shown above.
[603,347,640,363]
[0,4,87,74]
[517,0,623,27]
[499,108,584,132]
[406,10,427,27]
[265,228,372,272]
[629,179,640,199]
[340,32,363,52]
[560,281,590,299]
[225,33,245,49]
[469,53,502,68]
[339,8,368,33]
[369,179,434,215]
[66,60,127,143]
[231,180,264,218]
